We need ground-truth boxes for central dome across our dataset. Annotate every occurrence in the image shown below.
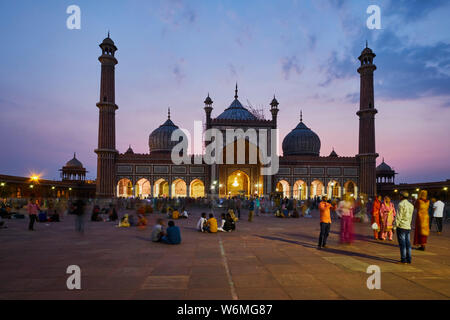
[282,115,321,156]
[149,110,186,153]
[65,153,83,168]
[216,84,257,121]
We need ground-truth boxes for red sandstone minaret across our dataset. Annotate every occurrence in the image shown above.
[357,42,379,198]
[95,33,118,198]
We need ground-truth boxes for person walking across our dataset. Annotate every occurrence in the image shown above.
[414,190,430,251]
[380,196,396,241]
[432,197,445,234]
[27,197,40,231]
[236,197,242,219]
[317,196,336,249]
[394,192,414,264]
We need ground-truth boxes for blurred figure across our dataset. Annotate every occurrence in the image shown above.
[248,198,255,222]
[431,197,445,234]
[380,196,396,241]
[317,196,336,249]
[371,195,382,240]
[27,197,39,231]
[337,194,354,244]
[414,190,430,251]
[72,198,86,234]
[151,218,165,242]
[394,192,414,264]
[118,214,130,227]
[223,213,236,232]
[197,213,207,232]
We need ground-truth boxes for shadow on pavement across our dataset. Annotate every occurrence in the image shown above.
[256,235,398,264]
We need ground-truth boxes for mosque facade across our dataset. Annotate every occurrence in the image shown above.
[95,36,379,200]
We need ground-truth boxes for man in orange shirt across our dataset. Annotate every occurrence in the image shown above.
[318,196,336,249]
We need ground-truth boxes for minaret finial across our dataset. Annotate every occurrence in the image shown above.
[168,107,171,120]
[108,30,110,38]
[382,157,385,163]
[74,152,76,158]
[234,83,238,99]
[300,110,303,122]
[366,40,368,48]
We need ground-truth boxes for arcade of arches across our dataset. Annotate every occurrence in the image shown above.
[276,179,358,199]
[116,178,205,198]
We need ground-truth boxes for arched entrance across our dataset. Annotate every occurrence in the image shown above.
[171,179,187,198]
[190,179,205,198]
[276,180,290,198]
[310,180,324,198]
[135,178,151,198]
[117,178,133,198]
[227,170,250,197]
[154,178,169,197]
[344,180,358,199]
[327,180,341,199]
[293,180,307,200]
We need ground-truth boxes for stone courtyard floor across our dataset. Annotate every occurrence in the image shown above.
[1,208,450,300]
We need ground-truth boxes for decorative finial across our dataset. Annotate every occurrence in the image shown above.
[73,152,76,158]
[108,30,110,38]
[382,157,385,163]
[366,40,368,48]
[234,83,238,99]
[300,110,303,122]
[168,107,171,120]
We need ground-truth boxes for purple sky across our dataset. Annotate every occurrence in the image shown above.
[0,0,449,183]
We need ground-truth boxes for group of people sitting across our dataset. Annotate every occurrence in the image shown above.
[196,212,236,233]
[167,207,189,220]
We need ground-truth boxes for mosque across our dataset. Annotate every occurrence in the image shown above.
[94,35,379,200]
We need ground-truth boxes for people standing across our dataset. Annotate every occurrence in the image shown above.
[394,192,414,264]
[236,197,242,219]
[380,196,396,241]
[414,190,430,251]
[371,195,382,240]
[317,196,336,249]
[337,194,354,244]
[27,197,40,231]
[431,197,445,235]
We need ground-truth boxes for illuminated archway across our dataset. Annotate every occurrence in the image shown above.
[310,180,324,198]
[344,180,358,199]
[171,179,187,198]
[154,178,169,197]
[190,179,205,198]
[327,180,341,199]
[227,170,250,197]
[276,180,290,198]
[117,178,133,198]
[293,180,307,200]
[135,178,151,198]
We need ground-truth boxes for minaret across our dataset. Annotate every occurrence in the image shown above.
[270,95,279,129]
[357,43,379,199]
[204,93,213,129]
[95,34,118,198]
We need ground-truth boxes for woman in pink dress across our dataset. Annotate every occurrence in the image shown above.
[380,196,396,241]
[337,194,354,244]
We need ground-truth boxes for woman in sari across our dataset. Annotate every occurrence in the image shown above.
[337,194,354,244]
[414,190,430,251]
[371,195,382,240]
[380,196,396,241]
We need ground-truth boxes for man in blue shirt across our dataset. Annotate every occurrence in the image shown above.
[161,220,181,245]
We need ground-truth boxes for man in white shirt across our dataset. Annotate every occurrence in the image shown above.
[432,197,445,234]
[196,212,207,232]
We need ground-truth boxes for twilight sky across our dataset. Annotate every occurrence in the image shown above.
[0,0,449,183]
